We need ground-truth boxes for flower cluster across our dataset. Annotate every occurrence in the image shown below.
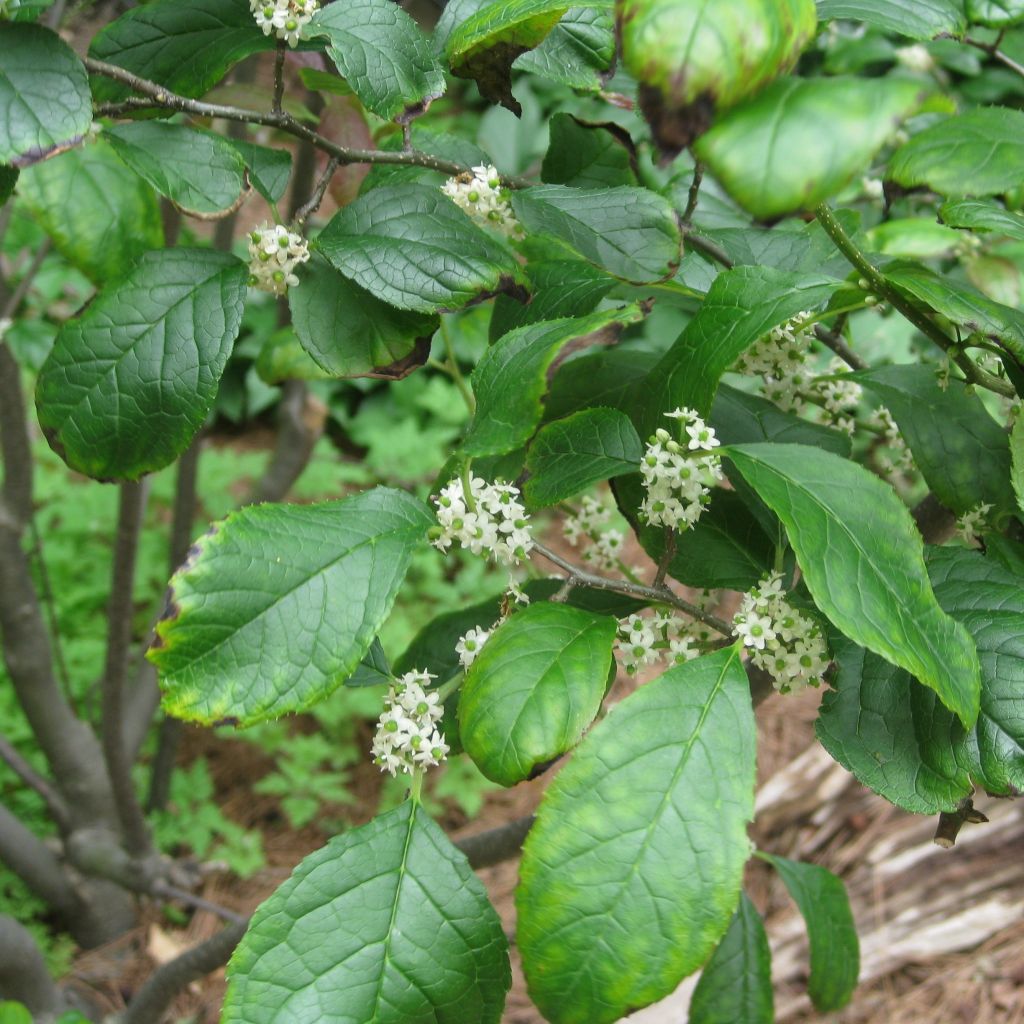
[616,610,703,675]
[868,405,915,482]
[735,312,816,414]
[455,626,491,669]
[564,495,610,546]
[250,0,318,46]
[371,671,449,777]
[815,357,863,435]
[247,222,310,296]
[956,502,993,548]
[733,574,830,693]
[441,165,523,239]
[639,409,723,531]
[432,474,533,566]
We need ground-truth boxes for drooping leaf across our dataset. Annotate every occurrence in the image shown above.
[815,0,966,38]
[689,894,774,1024]
[88,0,271,102]
[510,184,681,283]
[307,0,446,122]
[727,443,981,726]
[513,4,616,91]
[816,636,972,813]
[445,0,572,112]
[524,407,644,507]
[636,267,840,437]
[939,199,1024,242]
[17,139,163,283]
[694,75,922,220]
[464,305,646,457]
[316,183,527,313]
[541,113,638,189]
[489,258,613,341]
[1012,413,1024,515]
[459,603,615,785]
[517,647,756,1024]
[223,801,510,1024]
[225,139,292,205]
[855,363,1015,515]
[0,23,91,166]
[104,122,247,215]
[149,488,432,727]
[762,855,859,1013]
[966,0,1024,26]
[888,108,1024,197]
[289,256,437,379]
[35,249,247,481]
[619,0,817,153]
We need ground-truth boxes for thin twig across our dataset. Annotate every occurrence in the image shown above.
[813,323,868,371]
[151,881,249,925]
[85,57,531,186]
[531,541,733,635]
[0,735,71,833]
[28,516,74,704]
[681,161,704,225]
[1,239,51,322]
[814,202,1015,398]
[102,481,153,857]
[962,35,1024,79]
[272,42,287,114]
[652,528,676,588]
[295,155,340,225]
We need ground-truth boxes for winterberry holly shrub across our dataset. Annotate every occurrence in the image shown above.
[2,0,1024,1021]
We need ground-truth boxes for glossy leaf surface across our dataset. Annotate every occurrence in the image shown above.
[816,0,966,37]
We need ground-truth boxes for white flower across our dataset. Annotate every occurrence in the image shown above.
[371,670,447,777]
[441,164,523,239]
[956,503,993,548]
[733,312,816,414]
[431,474,533,566]
[455,626,491,669]
[247,221,310,296]
[733,575,830,693]
[249,0,318,46]
[862,177,884,201]
[639,409,722,531]
[896,44,934,73]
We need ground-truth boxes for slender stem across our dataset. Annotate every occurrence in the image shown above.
[85,57,531,186]
[410,770,424,804]
[813,323,868,371]
[295,155,340,225]
[652,528,676,588]
[151,881,248,925]
[531,541,733,636]
[962,35,1024,79]
[434,672,464,704]
[0,735,71,833]
[272,42,286,114]
[1,239,51,322]
[28,516,74,704]
[102,480,153,857]
[440,318,476,414]
[681,161,704,225]
[814,202,1015,398]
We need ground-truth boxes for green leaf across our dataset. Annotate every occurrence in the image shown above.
[524,407,643,507]
[816,0,966,37]
[517,647,756,1024]
[816,636,972,813]
[307,0,446,122]
[855,364,1015,514]
[867,217,962,257]
[966,0,1024,26]
[689,894,774,1024]
[0,23,91,166]
[694,75,921,220]
[510,184,681,284]
[727,443,981,726]
[459,603,615,785]
[17,139,163,283]
[289,255,437,379]
[0,1003,32,1024]
[88,0,271,102]
[513,4,615,91]
[940,198,1024,241]
[541,113,638,189]
[35,249,247,481]
[0,165,16,207]
[149,488,432,727]
[489,258,613,341]
[316,183,527,314]
[224,140,292,205]
[343,637,392,687]
[464,305,646,457]
[618,0,817,153]
[104,122,246,215]
[762,855,859,1013]
[1013,413,1024,515]
[889,108,1024,197]
[254,329,334,384]
[637,267,840,437]
[223,800,510,1024]
[445,0,571,112]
